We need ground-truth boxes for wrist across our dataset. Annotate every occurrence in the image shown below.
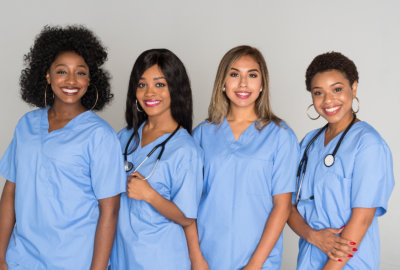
[305,227,317,245]
[144,186,157,203]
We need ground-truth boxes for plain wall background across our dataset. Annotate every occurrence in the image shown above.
[0,0,399,268]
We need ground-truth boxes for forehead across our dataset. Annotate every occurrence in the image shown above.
[51,51,88,67]
[141,64,165,78]
[311,69,350,86]
[231,55,260,69]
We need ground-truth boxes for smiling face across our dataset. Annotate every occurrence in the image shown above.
[311,69,357,127]
[136,65,172,120]
[224,55,262,110]
[46,51,90,108]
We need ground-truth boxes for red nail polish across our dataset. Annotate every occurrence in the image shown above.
[338,259,343,262]
[348,254,353,258]
[350,242,356,245]
[340,225,345,229]
[353,248,358,251]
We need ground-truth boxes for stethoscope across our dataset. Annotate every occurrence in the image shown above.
[295,114,357,204]
[123,124,180,180]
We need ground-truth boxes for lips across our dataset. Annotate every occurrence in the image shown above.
[143,99,161,107]
[324,105,341,116]
[234,91,251,99]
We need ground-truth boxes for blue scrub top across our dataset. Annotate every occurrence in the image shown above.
[193,119,299,270]
[294,121,394,270]
[110,124,203,270]
[0,108,126,270]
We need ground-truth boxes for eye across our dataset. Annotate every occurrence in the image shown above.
[56,70,67,75]
[229,72,239,78]
[156,82,166,87]
[334,87,343,93]
[249,73,258,78]
[137,83,146,88]
[313,91,321,96]
[77,71,87,76]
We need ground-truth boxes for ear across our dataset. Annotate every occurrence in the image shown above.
[46,72,51,85]
[351,81,358,97]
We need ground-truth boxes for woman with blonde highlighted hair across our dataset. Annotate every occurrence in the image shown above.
[190,45,299,269]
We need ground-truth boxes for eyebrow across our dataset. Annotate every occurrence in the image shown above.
[139,76,166,81]
[231,67,260,72]
[54,64,88,68]
[311,82,345,91]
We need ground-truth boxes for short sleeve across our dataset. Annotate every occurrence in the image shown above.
[90,128,126,200]
[351,143,394,216]
[170,151,203,219]
[271,128,300,196]
[0,133,17,183]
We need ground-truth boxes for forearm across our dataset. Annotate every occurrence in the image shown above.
[247,193,292,268]
[184,221,203,260]
[287,204,315,244]
[146,189,194,227]
[323,208,376,270]
[0,181,16,263]
[91,195,120,270]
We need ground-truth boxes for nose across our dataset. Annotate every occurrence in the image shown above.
[323,91,334,104]
[239,75,247,88]
[144,84,156,96]
[66,73,77,84]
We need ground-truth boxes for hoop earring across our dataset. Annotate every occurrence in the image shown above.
[90,85,99,111]
[306,104,320,120]
[136,100,143,112]
[44,84,48,107]
[352,97,360,113]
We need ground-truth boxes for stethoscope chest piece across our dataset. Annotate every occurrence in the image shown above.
[324,154,335,167]
[125,160,133,172]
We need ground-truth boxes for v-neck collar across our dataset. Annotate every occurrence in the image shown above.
[137,122,179,151]
[41,107,91,135]
[221,118,256,146]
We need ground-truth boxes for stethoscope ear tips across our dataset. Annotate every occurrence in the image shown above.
[125,161,133,172]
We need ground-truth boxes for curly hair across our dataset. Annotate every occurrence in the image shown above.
[207,45,281,130]
[125,48,193,153]
[20,25,112,111]
[305,51,359,91]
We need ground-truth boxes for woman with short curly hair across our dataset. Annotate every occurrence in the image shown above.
[288,52,394,269]
[0,25,125,270]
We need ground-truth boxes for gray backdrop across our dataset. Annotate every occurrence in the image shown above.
[0,0,399,269]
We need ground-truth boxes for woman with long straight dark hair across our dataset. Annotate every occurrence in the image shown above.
[110,49,203,269]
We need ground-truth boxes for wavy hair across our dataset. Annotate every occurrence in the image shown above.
[125,49,193,152]
[207,45,281,129]
[20,25,112,111]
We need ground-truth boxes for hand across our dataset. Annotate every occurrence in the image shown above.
[191,256,210,270]
[126,172,155,202]
[309,227,356,261]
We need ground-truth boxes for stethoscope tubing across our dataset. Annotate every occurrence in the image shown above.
[295,114,357,204]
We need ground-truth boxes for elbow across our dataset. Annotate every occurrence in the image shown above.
[181,217,195,227]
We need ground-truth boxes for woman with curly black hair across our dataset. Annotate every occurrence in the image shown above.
[288,52,394,269]
[110,49,203,269]
[0,25,125,270]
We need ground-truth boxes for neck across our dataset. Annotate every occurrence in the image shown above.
[145,113,178,132]
[49,101,87,120]
[227,104,258,122]
[326,113,354,137]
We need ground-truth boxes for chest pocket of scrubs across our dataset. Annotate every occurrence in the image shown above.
[317,170,352,224]
[244,158,273,196]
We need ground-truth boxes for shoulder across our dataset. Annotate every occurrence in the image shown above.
[192,120,215,135]
[263,120,299,143]
[351,121,390,150]
[171,129,203,161]
[117,126,134,144]
[14,108,44,131]
[84,112,116,135]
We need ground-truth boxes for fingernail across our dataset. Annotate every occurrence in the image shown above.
[350,242,356,245]
[338,259,343,262]
[353,248,358,251]
[340,225,345,229]
[348,254,353,258]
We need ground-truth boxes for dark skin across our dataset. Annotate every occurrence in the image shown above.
[0,51,119,270]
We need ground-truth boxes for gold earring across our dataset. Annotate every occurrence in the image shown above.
[352,97,360,113]
[44,84,49,107]
[90,86,99,111]
[306,104,320,120]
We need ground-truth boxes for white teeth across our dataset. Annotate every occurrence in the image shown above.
[325,106,340,112]
[145,101,160,105]
[236,92,250,96]
[62,88,78,94]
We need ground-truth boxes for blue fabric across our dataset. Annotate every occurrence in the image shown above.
[193,119,299,270]
[110,124,203,270]
[0,108,126,270]
[294,121,395,270]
